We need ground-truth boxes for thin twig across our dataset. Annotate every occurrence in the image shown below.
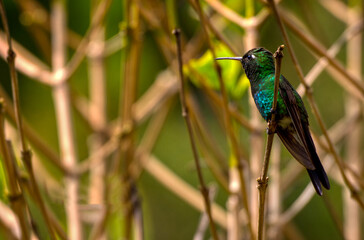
[257,45,284,240]
[194,184,218,240]
[173,28,219,240]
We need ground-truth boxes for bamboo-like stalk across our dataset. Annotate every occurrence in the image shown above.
[242,18,262,240]
[190,1,255,239]
[193,184,218,240]
[87,0,107,207]
[344,2,362,239]
[87,2,107,238]
[0,200,21,239]
[267,140,281,239]
[51,0,82,239]
[0,0,58,238]
[173,28,219,240]
[257,45,284,240]
[119,0,143,238]
[59,0,111,85]
[0,101,30,240]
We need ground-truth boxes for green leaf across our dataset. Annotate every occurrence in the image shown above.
[185,43,249,99]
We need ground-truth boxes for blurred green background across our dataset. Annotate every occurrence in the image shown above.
[0,0,362,239]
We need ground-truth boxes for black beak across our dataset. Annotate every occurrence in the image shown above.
[215,57,243,61]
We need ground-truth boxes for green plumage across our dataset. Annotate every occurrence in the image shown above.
[216,47,330,195]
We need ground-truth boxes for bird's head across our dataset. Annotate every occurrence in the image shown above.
[216,47,275,81]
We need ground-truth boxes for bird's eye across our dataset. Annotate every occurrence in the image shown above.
[246,54,255,60]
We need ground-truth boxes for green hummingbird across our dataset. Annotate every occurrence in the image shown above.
[216,47,330,195]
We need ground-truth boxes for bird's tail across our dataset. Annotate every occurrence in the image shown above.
[304,128,330,196]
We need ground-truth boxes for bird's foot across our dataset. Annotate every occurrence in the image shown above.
[266,120,277,134]
[270,108,277,115]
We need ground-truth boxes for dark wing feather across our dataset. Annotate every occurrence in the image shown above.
[278,77,330,194]
[276,127,314,170]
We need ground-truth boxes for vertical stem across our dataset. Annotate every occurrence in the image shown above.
[268,141,281,239]
[243,26,261,240]
[88,0,107,207]
[344,2,362,240]
[88,1,107,238]
[120,0,142,238]
[190,0,255,238]
[173,28,219,240]
[257,45,284,240]
[0,0,57,238]
[0,101,30,240]
[51,0,82,239]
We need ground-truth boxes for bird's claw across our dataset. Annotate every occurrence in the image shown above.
[270,108,277,115]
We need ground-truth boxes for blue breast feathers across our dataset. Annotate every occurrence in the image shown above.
[253,90,273,121]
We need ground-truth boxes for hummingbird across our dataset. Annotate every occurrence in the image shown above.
[216,47,330,195]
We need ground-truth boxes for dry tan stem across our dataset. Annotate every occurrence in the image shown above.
[0,0,57,238]
[191,0,255,238]
[269,0,364,208]
[285,11,364,100]
[257,44,284,240]
[194,185,218,240]
[205,0,269,29]
[0,101,30,240]
[142,153,228,228]
[344,6,362,240]
[277,182,315,227]
[242,22,262,239]
[0,201,21,239]
[0,31,53,85]
[87,21,107,207]
[59,0,111,85]
[319,0,350,23]
[119,1,143,238]
[75,70,178,175]
[297,20,364,97]
[51,0,82,239]
[174,28,220,240]
[267,141,281,239]
[279,11,364,99]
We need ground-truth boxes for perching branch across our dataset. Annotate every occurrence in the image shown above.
[257,45,284,240]
[173,28,220,240]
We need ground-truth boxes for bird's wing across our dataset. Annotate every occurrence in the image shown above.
[278,77,330,190]
[276,127,315,170]
[277,78,315,169]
